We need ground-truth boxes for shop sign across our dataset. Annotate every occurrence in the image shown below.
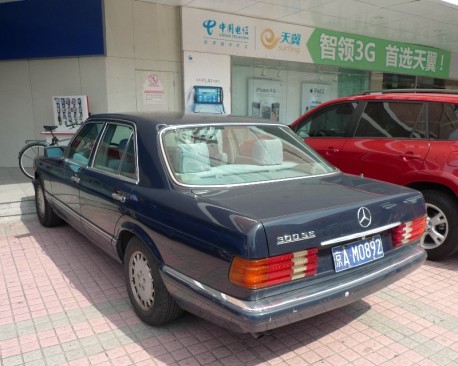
[201,17,250,50]
[258,28,308,58]
[182,7,313,62]
[307,28,451,78]
[182,8,451,78]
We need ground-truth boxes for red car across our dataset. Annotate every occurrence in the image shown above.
[291,89,458,260]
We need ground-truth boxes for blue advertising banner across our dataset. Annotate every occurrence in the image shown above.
[0,0,105,60]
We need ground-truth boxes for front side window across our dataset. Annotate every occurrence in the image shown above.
[68,122,104,164]
[354,101,426,138]
[93,123,136,178]
[161,124,336,186]
[428,102,458,140]
[295,102,357,138]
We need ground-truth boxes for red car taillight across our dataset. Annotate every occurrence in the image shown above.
[391,216,426,248]
[229,248,318,289]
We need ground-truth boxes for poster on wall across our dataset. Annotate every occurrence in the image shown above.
[301,83,337,114]
[248,79,285,122]
[183,51,231,114]
[143,73,165,105]
[51,96,89,132]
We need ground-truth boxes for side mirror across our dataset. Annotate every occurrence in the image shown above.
[45,146,64,158]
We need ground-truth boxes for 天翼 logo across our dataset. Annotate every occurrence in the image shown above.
[260,28,302,54]
[357,207,372,228]
[261,29,280,49]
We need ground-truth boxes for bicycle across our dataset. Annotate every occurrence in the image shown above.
[18,125,67,179]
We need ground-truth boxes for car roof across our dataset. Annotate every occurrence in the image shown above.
[290,89,458,125]
[334,89,458,103]
[86,112,279,130]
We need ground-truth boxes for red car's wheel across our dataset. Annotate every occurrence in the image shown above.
[421,190,458,260]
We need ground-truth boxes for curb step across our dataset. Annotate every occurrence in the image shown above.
[0,199,36,219]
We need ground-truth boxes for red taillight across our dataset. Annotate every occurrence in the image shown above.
[391,216,426,248]
[229,248,318,289]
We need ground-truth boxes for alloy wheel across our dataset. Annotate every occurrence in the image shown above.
[422,202,448,250]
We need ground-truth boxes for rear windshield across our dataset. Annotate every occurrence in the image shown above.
[161,123,336,186]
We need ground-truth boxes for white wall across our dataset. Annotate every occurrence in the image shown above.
[0,58,108,167]
[0,1,183,167]
[0,62,35,168]
[104,0,182,113]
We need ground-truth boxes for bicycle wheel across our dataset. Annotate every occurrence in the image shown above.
[18,142,47,179]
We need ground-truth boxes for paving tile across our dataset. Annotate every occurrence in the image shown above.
[2,355,25,366]
[2,176,458,366]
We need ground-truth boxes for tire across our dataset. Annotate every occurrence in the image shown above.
[18,142,47,179]
[124,237,183,325]
[421,190,458,260]
[34,178,63,227]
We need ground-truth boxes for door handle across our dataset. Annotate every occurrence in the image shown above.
[70,175,80,184]
[324,147,339,154]
[112,191,126,203]
[399,153,421,160]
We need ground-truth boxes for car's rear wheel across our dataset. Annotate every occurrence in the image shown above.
[124,237,183,325]
[35,178,63,227]
[421,190,458,260]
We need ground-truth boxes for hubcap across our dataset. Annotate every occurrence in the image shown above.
[421,202,448,250]
[36,185,46,218]
[129,251,154,311]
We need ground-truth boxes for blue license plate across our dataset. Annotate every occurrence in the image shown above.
[332,235,384,272]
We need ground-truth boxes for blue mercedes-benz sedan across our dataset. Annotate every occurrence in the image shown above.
[33,113,427,335]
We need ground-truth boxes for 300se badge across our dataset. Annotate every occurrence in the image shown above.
[277,231,316,245]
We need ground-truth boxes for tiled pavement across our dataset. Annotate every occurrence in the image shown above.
[1,168,458,366]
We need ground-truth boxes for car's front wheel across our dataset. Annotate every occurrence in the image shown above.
[35,178,63,227]
[124,237,183,325]
[421,190,458,260]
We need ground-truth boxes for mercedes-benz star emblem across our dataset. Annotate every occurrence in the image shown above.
[357,207,372,228]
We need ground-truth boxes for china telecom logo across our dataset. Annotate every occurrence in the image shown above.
[203,19,217,35]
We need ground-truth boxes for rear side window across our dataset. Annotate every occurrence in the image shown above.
[354,101,426,139]
[295,102,357,138]
[428,102,458,140]
[93,123,136,179]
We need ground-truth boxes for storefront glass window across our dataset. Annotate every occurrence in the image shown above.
[231,57,369,124]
